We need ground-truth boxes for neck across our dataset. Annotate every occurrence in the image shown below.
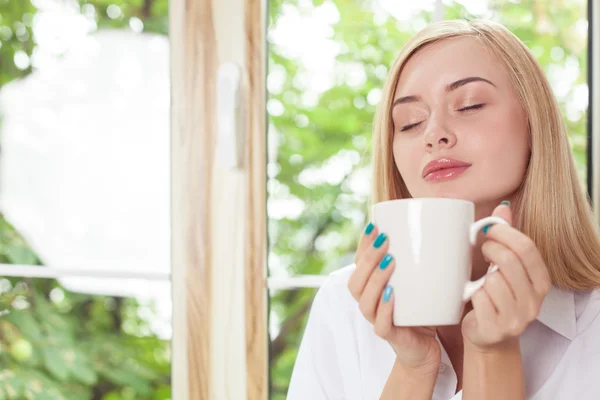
[471,247,489,281]
[471,194,519,279]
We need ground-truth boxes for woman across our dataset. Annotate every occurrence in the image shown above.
[287,19,600,400]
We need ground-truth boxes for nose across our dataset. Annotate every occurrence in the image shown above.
[424,121,457,150]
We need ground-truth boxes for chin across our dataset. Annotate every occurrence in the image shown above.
[435,192,467,199]
[417,188,475,201]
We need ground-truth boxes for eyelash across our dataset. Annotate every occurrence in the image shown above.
[400,121,422,132]
[399,103,486,132]
[457,103,485,112]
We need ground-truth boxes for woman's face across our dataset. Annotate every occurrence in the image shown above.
[391,37,530,212]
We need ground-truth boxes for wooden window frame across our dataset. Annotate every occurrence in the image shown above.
[169,0,267,399]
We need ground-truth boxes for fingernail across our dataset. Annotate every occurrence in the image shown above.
[379,254,393,270]
[483,225,491,234]
[383,285,393,302]
[373,233,387,248]
[488,264,499,273]
[501,200,511,208]
[364,222,374,235]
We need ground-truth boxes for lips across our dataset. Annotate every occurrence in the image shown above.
[422,158,472,181]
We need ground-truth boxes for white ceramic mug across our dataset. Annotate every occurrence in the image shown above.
[371,198,508,326]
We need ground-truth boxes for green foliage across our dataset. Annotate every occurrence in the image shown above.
[0,1,171,398]
[268,0,588,397]
[0,212,171,399]
[0,0,36,87]
[79,0,168,34]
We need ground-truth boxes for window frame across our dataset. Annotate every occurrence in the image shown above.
[589,0,599,212]
[169,0,267,399]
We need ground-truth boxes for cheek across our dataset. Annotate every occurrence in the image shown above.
[392,137,422,184]
[477,114,530,183]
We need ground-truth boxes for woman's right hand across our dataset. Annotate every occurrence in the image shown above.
[348,222,442,372]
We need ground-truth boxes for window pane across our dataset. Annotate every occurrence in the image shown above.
[0,0,170,296]
[0,1,172,397]
[0,276,171,399]
[269,287,317,399]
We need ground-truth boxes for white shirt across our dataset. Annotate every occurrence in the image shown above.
[287,265,600,399]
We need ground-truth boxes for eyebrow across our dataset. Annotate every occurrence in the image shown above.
[392,76,496,108]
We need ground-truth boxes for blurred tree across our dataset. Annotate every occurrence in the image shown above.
[267,0,588,398]
[0,1,170,399]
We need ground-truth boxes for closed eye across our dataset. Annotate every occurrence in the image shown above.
[399,104,485,131]
[457,103,485,112]
[400,121,423,132]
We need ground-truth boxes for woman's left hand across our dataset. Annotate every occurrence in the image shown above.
[462,202,552,350]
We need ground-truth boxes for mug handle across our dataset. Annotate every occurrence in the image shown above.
[462,216,509,302]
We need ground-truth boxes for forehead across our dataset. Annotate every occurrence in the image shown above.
[394,37,506,96]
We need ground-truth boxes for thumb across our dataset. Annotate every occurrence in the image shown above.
[491,200,513,226]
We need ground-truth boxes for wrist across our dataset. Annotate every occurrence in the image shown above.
[381,358,440,400]
[392,336,442,374]
[394,356,441,378]
[463,338,525,400]
[465,337,521,357]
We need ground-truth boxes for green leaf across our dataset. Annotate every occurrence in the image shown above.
[5,246,37,265]
[101,392,121,400]
[98,365,152,395]
[152,384,172,400]
[35,296,75,338]
[23,391,64,400]
[42,347,69,382]
[0,370,25,399]
[5,311,42,341]
[19,370,66,400]
[70,362,97,386]
[57,382,91,400]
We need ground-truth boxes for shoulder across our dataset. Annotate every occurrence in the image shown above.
[319,263,356,296]
[325,263,356,286]
[311,264,357,316]
[576,288,600,335]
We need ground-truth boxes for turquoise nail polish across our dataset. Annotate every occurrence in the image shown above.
[379,254,393,270]
[383,285,393,302]
[483,225,491,234]
[364,222,374,235]
[501,200,511,208]
[373,233,387,248]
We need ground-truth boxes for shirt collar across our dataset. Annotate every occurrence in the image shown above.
[537,286,577,340]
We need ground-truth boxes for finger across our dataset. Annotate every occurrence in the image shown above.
[358,256,395,323]
[475,202,511,245]
[483,270,518,319]
[373,285,394,340]
[484,224,551,296]
[472,288,498,339]
[482,240,536,307]
[491,201,513,226]
[348,232,389,300]
[355,222,379,263]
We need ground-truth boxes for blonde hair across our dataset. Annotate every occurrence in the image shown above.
[371,19,600,291]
